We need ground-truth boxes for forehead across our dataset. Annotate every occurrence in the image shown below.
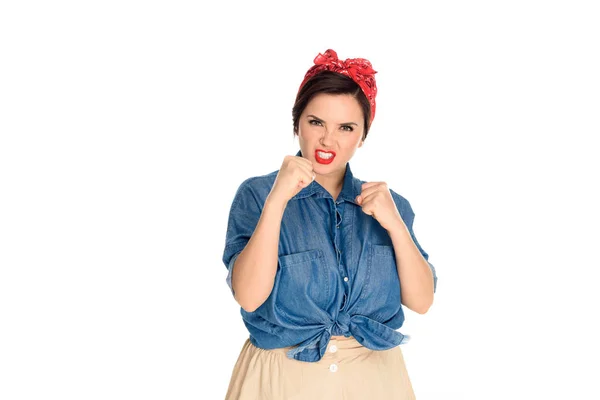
[303,93,363,121]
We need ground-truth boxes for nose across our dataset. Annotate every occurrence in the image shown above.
[320,128,335,146]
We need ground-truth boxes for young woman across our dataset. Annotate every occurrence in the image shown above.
[222,49,438,399]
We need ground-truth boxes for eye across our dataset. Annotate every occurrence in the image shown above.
[341,125,354,132]
[309,119,323,126]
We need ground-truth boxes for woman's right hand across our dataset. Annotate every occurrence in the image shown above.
[268,155,315,204]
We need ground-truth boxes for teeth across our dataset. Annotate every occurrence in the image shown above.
[318,151,334,159]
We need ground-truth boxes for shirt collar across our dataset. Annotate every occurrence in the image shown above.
[290,149,361,205]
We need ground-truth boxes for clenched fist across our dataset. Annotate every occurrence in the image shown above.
[268,155,316,204]
[356,182,404,231]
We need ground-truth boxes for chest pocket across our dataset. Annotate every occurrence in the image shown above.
[274,249,329,322]
[357,244,401,319]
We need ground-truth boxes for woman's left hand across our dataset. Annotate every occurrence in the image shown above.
[356,182,404,232]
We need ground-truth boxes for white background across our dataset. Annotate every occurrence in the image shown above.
[1,1,599,399]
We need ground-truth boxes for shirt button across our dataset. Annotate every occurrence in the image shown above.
[329,344,338,353]
[343,277,349,282]
[329,363,338,372]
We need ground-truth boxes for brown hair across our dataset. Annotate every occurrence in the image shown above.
[292,71,372,141]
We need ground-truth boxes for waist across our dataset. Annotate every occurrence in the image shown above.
[267,335,365,357]
[330,335,354,341]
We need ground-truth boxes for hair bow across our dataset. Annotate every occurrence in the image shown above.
[298,49,378,122]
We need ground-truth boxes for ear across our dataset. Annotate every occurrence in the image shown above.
[358,139,364,148]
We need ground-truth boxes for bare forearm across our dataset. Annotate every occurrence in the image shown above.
[231,195,288,312]
[387,220,435,314]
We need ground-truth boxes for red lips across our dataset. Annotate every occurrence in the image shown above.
[315,149,336,165]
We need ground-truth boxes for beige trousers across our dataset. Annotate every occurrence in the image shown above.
[225,335,416,400]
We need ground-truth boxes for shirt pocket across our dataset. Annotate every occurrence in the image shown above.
[357,244,401,320]
[274,248,329,322]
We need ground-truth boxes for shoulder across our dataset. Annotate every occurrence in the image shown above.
[388,187,415,220]
[230,170,279,210]
[234,169,278,195]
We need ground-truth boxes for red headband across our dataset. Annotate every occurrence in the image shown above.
[297,49,378,123]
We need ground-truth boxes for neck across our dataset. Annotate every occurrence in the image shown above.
[315,167,345,200]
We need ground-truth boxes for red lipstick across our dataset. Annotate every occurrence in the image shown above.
[315,149,336,164]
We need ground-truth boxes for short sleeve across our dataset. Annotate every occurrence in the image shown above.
[398,196,438,294]
[222,178,263,297]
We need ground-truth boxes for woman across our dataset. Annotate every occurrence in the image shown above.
[221,49,438,399]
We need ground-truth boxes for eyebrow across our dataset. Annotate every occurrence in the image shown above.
[307,114,358,126]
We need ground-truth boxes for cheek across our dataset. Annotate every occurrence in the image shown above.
[343,132,363,146]
[299,124,321,138]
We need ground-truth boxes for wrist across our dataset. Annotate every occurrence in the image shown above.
[265,194,289,213]
[386,215,407,234]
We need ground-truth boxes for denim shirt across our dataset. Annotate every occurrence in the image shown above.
[222,150,437,363]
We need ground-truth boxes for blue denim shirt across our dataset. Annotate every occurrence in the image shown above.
[222,150,437,362]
